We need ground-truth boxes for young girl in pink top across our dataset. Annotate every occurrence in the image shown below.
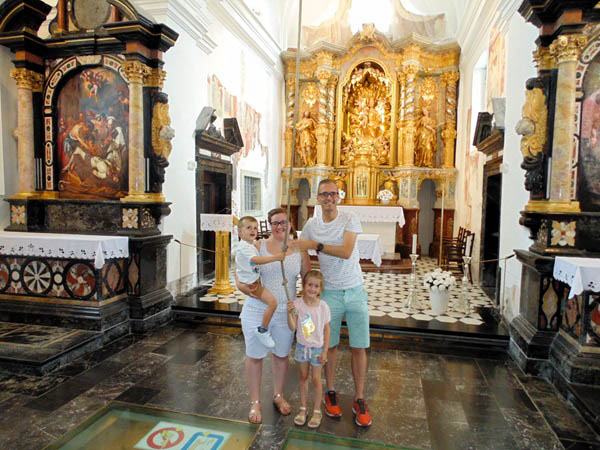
[287,270,331,428]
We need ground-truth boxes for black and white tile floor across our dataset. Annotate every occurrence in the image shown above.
[201,258,494,327]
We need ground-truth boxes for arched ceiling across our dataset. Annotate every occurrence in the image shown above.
[244,0,469,49]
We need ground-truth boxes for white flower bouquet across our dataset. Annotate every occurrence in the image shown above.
[377,189,393,202]
[423,268,457,291]
[338,189,346,200]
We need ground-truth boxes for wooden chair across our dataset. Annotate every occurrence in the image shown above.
[442,230,474,282]
[257,220,270,239]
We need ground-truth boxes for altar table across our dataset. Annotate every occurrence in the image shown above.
[301,232,384,267]
[313,205,404,254]
[553,256,600,299]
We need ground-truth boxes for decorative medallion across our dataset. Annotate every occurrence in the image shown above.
[122,208,139,229]
[64,262,96,299]
[536,222,548,246]
[0,259,9,293]
[21,259,53,295]
[141,208,156,228]
[11,205,26,225]
[72,0,111,30]
[551,221,576,246]
[540,280,558,330]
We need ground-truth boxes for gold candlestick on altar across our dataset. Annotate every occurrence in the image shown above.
[200,214,235,295]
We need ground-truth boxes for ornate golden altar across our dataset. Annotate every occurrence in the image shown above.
[281,26,458,213]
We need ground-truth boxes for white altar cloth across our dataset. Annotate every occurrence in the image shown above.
[0,232,129,269]
[200,214,234,232]
[313,205,405,227]
[553,257,600,298]
[300,232,383,267]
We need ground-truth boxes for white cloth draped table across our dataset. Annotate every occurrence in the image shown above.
[200,214,234,232]
[313,205,405,227]
[553,256,600,298]
[0,231,129,269]
[299,231,383,267]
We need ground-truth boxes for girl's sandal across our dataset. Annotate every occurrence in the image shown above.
[308,409,322,428]
[273,393,291,416]
[248,400,261,424]
[294,407,308,426]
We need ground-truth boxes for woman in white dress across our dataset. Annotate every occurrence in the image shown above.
[236,208,310,424]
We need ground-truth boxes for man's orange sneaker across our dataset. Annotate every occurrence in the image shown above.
[352,398,372,427]
[324,390,342,418]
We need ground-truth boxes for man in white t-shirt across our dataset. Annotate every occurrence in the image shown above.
[298,179,372,427]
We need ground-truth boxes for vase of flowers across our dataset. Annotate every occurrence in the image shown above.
[377,189,393,205]
[338,189,346,204]
[423,268,456,315]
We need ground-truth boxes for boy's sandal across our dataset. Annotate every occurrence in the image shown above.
[248,400,261,424]
[273,393,291,416]
[294,407,308,426]
[308,409,322,428]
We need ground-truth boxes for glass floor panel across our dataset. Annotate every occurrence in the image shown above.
[45,402,259,450]
[283,430,411,450]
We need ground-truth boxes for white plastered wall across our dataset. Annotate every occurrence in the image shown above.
[498,12,538,321]
[0,45,18,229]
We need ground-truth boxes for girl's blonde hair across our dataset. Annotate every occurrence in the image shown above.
[302,270,324,293]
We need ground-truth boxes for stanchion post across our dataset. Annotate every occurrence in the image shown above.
[208,230,235,295]
[407,253,419,309]
[458,255,472,313]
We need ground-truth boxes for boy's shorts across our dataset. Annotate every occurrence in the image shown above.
[294,342,324,367]
[321,285,369,349]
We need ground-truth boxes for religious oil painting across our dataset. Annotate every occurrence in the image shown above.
[57,67,129,199]
[579,53,600,211]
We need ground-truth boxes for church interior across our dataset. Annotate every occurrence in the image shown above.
[0,0,599,448]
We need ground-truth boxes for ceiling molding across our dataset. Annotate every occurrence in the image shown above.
[133,0,217,54]
[206,0,283,77]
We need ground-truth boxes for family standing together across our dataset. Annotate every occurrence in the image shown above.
[235,179,372,428]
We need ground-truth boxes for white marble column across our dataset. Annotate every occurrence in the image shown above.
[10,68,43,197]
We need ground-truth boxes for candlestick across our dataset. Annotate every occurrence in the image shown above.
[407,253,419,310]
[465,234,472,256]
[457,256,472,314]
[412,234,417,255]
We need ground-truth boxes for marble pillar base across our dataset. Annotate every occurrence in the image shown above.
[129,288,172,334]
[509,314,554,377]
[550,331,600,386]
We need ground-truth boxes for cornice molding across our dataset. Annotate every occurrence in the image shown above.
[206,0,282,77]
[132,0,216,54]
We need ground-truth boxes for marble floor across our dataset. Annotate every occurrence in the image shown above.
[0,322,598,449]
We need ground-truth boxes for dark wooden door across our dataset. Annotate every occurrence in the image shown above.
[201,171,227,277]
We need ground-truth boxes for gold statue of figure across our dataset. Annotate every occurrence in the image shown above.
[415,108,436,167]
[382,174,398,202]
[296,110,317,166]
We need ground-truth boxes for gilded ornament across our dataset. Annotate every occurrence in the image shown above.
[121,60,150,84]
[440,71,459,87]
[533,46,553,71]
[144,68,167,88]
[515,87,547,158]
[10,68,43,91]
[359,23,376,42]
[549,34,588,64]
[151,101,174,160]
[419,77,437,106]
[302,83,318,109]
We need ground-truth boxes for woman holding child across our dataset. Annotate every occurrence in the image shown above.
[236,208,310,424]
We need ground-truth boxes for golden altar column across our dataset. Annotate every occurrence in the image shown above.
[547,34,587,212]
[402,64,418,167]
[208,230,235,295]
[122,60,151,202]
[441,71,459,168]
[396,71,407,167]
[316,68,331,166]
[10,68,43,198]
[284,77,296,167]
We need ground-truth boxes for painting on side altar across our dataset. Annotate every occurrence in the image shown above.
[56,68,129,199]
[579,53,600,211]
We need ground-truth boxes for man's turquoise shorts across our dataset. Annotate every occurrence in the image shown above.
[321,285,369,348]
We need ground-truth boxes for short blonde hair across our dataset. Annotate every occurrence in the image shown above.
[238,216,257,229]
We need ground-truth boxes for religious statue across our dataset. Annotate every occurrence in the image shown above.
[296,110,317,166]
[416,108,436,167]
[382,176,398,202]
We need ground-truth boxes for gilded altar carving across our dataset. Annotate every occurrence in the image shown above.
[10,68,43,91]
[121,60,150,84]
[281,28,459,206]
[533,46,554,71]
[549,34,588,64]
[151,101,174,160]
[341,62,392,166]
[296,111,317,166]
[516,87,547,158]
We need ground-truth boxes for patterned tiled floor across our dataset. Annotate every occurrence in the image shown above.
[200,258,494,327]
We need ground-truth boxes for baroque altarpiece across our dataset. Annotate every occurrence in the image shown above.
[281,26,459,249]
[0,0,177,335]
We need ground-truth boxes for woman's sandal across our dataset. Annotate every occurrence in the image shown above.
[273,393,291,416]
[308,409,322,428]
[248,400,261,424]
[294,407,308,426]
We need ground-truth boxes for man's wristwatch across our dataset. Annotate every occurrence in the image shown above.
[316,243,324,253]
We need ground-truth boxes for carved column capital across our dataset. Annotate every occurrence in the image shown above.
[122,60,150,84]
[397,72,407,86]
[316,69,330,85]
[549,34,588,64]
[403,64,419,78]
[440,71,459,87]
[144,67,167,88]
[10,68,43,91]
[533,46,554,71]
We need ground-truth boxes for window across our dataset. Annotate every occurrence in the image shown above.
[242,171,262,216]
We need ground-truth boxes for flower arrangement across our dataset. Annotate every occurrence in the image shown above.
[377,189,393,202]
[423,268,456,291]
[338,189,346,200]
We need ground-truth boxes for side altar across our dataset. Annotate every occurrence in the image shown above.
[280,26,458,251]
[0,0,178,337]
